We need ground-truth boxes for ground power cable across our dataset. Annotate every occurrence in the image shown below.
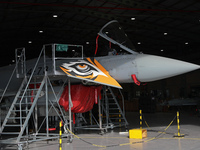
[63,114,178,148]
[143,114,177,136]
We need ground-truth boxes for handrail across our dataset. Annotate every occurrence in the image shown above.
[119,89,125,116]
[0,50,24,104]
[19,46,45,106]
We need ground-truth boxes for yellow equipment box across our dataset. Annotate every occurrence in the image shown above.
[129,129,147,139]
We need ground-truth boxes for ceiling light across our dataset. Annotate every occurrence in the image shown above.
[131,17,135,20]
[72,49,75,52]
[86,42,89,44]
[185,42,188,45]
[164,33,167,35]
[53,15,58,18]
[137,42,141,44]
[39,30,43,33]
[28,41,32,44]
[161,49,164,52]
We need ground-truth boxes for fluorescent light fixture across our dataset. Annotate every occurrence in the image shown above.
[53,15,58,18]
[131,17,135,20]
[164,33,168,35]
[39,30,43,33]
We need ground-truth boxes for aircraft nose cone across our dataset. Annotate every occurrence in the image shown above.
[135,54,200,82]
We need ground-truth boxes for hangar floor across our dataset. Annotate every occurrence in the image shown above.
[1,110,200,150]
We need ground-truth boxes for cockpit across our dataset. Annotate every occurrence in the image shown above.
[97,20,138,55]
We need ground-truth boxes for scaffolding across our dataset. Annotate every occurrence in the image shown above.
[74,86,128,134]
[0,43,128,149]
[0,44,84,149]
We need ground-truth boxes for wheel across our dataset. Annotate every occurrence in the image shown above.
[67,135,73,143]
[18,144,23,150]
[99,130,105,135]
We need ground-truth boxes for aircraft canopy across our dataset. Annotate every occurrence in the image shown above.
[98,20,138,54]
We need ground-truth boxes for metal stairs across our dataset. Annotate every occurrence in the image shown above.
[0,76,45,143]
[102,86,128,128]
[0,44,80,149]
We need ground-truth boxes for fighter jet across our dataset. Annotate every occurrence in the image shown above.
[60,20,200,86]
[0,20,200,99]
[0,20,200,109]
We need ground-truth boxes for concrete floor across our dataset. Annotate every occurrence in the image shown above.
[1,110,200,150]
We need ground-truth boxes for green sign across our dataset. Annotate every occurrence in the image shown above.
[56,44,68,52]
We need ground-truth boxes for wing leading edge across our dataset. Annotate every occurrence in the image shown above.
[60,58,122,89]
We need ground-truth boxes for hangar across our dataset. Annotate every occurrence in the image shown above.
[1,1,200,150]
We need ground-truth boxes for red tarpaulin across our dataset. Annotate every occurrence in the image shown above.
[59,84,102,113]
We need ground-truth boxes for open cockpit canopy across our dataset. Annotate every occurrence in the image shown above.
[98,20,138,55]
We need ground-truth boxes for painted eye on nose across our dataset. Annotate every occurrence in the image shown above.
[76,64,89,71]
[78,64,86,68]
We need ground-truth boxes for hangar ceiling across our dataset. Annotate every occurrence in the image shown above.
[1,0,200,66]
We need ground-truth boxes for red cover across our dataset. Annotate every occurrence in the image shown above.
[59,84,102,113]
